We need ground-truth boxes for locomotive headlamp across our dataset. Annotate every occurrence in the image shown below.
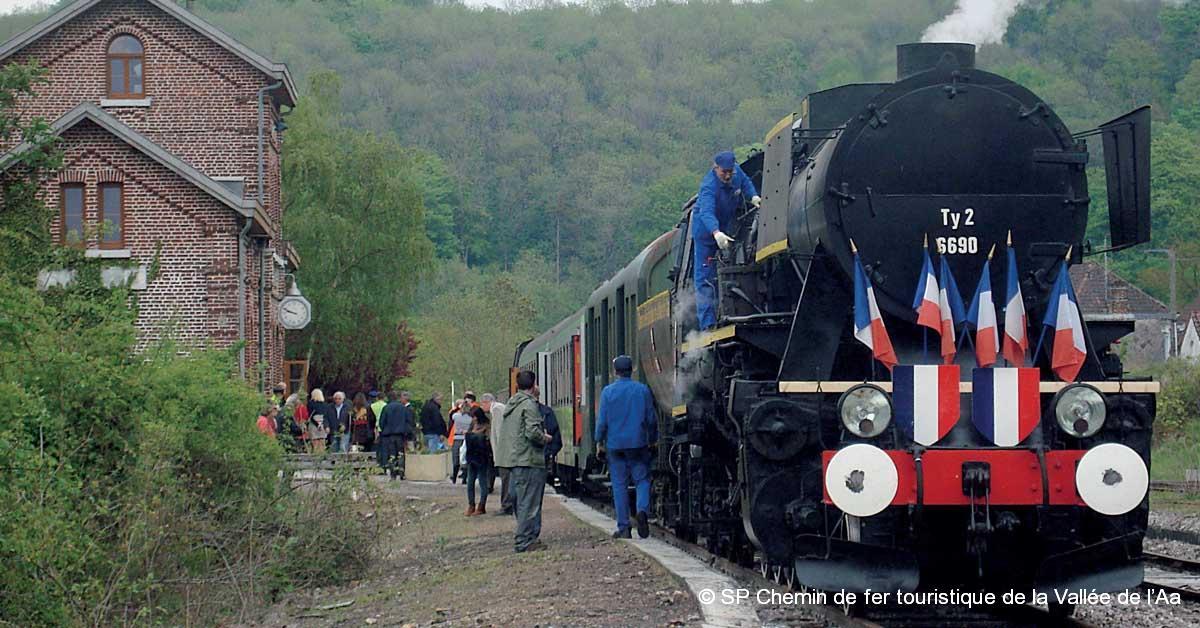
[838,384,892,438]
[1053,384,1106,438]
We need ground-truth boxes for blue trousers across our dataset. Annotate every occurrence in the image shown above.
[693,243,718,330]
[609,448,652,531]
[466,462,490,507]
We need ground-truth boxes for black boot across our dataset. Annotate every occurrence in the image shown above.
[636,511,649,539]
[612,528,632,539]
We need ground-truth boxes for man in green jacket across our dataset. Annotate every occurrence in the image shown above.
[498,370,552,553]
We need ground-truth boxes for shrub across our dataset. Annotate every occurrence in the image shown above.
[0,276,377,625]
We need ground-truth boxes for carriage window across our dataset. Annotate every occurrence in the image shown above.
[108,35,144,99]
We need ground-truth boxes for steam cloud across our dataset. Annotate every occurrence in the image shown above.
[672,287,707,402]
[921,0,1028,46]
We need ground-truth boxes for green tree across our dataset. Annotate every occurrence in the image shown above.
[283,70,432,391]
[398,261,537,399]
[0,63,62,279]
[1101,37,1165,109]
[1174,60,1200,130]
[1159,1,1200,85]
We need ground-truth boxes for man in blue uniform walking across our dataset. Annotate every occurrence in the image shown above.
[596,355,658,539]
[692,150,760,330]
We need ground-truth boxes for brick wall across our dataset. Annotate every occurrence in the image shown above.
[42,120,243,349]
[0,0,292,389]
[4,0,286,222]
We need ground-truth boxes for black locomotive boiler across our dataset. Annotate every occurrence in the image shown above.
[513,43,1156,615]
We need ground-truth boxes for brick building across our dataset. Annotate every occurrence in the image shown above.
[0,0,298,390]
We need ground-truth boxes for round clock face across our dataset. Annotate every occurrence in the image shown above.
[279,297,311,329]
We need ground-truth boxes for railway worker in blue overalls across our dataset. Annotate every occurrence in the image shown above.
[596,355,658,539]
[692,150,761,330]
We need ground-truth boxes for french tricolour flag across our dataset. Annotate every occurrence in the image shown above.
[966,258,999,367]
[893,365,960,446]
[912,246,941,334]
[938,258,966,365]
[972,367,1040,446]
[1002,243,1028,366]
[854,251,897,371]
[1042,260,1087,382]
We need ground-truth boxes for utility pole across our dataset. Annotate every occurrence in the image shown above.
[1169,247,1178,316]
[1148,248,1179,315]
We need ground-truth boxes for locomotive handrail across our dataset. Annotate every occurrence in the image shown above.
[776,380,1160,394]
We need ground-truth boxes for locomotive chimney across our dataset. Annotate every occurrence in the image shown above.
[896,43,976,80]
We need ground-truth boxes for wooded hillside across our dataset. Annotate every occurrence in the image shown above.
[4,0,1198,392]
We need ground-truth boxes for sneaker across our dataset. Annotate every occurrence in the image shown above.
[517,540,547,553]
[636,511,650,539]
[613,528,632,539]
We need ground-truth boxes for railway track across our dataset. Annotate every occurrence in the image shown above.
[569,491,1093,627]
[1150,480,1200,494]
[1142,550,1200,603]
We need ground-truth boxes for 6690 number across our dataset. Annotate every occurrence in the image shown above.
[935,236,978,255]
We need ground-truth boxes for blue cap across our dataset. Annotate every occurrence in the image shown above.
[613,355,633,374]
[368,390,380,398]
[714,151,736,170]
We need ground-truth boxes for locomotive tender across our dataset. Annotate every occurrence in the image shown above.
[513,43,1156,612]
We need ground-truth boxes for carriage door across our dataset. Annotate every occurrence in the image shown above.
[537,352,550,404]
[572,334,583,446]
[600,298,611,391]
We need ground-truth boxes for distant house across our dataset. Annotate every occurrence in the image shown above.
[1180,313,1200,363]
[1070,261,1175,367]
[0,0,297,390]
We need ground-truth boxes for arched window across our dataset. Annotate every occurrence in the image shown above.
[107,35,144,99]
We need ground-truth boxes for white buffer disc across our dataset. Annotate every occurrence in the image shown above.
[1076,443,1149,516]
[825,444,898,517]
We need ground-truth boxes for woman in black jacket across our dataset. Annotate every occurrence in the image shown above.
[464,406,494,516]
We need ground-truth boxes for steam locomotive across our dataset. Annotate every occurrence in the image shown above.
[512,43,1156,615]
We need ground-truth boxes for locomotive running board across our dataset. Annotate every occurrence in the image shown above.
[792,535,919,593]
[777,380,1161,394]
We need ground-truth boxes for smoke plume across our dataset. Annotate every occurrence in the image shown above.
[672,287,707,402]
[921,0,1028,46]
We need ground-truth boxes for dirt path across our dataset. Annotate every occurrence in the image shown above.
[251,478,701,627]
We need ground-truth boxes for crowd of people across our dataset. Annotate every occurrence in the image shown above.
[254,356,655,553]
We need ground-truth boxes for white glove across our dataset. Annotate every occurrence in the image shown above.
[713,231,735,250]
[751,195,762,209]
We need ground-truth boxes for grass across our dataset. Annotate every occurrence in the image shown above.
[1152,436,1200,482]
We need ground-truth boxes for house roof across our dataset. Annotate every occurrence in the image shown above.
[0,102,272,236]
[1070,261,1172,321]
[0,0,296,106]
